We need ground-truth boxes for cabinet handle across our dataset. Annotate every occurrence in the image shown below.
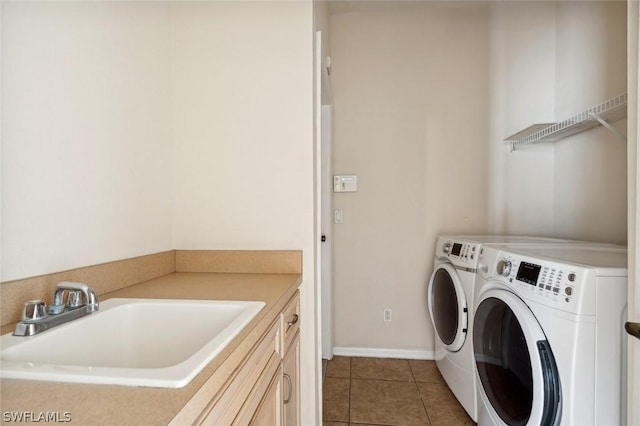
[626,322,640,340]
[283,373,292,404]
[286,314,299,332]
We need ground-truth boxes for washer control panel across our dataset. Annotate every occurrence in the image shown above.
[440,240,479,266]
[496,254,589,313]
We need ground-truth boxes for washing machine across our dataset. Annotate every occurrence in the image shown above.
[473,244,628,426]
[427,235,598,421]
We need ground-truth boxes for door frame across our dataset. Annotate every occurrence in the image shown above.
[627,2,639,425]
[315,30,334,360]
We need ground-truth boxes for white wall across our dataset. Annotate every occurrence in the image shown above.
[1,2,174,281]
[552,1,627,244]
[329,3,490,354]
[489,1,627,244]
[171,2,313,253]
[3,3,319,423]
[170,2,316,423]
[487,2,557,235]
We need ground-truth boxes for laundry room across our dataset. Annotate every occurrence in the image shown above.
[0,1,638,425]
[323,0,631,425]
[327,0,626,367]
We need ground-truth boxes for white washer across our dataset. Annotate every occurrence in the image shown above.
[427,235,596,421]
[473,244,627,426]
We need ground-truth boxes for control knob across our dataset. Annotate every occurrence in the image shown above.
[443,241,452,254]
[496,259,512,277]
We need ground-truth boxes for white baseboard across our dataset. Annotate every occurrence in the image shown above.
[332,347,434,360]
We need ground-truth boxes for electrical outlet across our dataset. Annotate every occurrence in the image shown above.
[383,308,392,322]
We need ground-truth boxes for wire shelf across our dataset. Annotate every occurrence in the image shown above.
[505,93,627,151]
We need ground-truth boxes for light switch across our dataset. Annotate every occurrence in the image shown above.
[334,209,344,224]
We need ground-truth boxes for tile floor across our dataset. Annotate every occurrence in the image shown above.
[322,357,475,426]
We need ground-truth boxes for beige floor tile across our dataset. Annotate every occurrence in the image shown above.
[409,360,445,383]
[323,377,351,422]
[326,356,351,378]
[351,357,414,381]
[350,379,430,425]
[417,382,474,425]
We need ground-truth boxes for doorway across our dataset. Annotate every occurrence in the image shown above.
[316,29,334,362]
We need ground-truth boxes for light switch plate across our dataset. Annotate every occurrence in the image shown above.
[334,175,357,192]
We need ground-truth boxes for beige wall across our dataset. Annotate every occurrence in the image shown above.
[329,0,627,355]
[1,2,174,281]
[329,3,490,354]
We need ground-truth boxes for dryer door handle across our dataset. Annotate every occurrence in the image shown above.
[625,322,640,340]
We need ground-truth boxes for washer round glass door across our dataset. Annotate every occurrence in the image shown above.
[427,263,468,352]
[473,288,561,426]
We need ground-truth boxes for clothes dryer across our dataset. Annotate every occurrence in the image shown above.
[473,244,627,426]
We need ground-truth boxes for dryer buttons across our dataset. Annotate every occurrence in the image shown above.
[565,287,574,296]
[568,273,577,282]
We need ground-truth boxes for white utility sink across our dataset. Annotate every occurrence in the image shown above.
[0,298,265,388]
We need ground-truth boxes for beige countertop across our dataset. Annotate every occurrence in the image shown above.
[0,271,301,425]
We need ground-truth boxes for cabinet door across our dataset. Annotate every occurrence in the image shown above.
[251,365,283,426]
[282,332,300,426]
[233,352,282,426]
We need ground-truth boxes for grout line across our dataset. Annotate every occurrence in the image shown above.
[348,356,352,423]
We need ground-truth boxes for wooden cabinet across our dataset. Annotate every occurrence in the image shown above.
[281,293,300,426]
[282,333,299,426]
[250,365,283,426]
[184,291,300,426]
[234,357,282,426]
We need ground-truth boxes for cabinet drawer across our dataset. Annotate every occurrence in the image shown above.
[281,292,300,354]
[199,317,281,425]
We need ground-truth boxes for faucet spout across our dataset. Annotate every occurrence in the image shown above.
[50,282,99,314]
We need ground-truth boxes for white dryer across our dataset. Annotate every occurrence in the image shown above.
[473,244,627,426]
[427,235,591,421]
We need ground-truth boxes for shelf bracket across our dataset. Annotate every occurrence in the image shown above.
[588,112,626,143]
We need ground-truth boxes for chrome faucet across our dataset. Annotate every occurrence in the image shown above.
[13,282,99,337]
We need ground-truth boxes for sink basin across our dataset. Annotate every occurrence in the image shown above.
[0,298,265,388]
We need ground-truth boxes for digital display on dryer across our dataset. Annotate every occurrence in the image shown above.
[451,243,462,256]
[516,262,541,286]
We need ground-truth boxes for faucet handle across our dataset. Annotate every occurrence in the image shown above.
[66,290,85,309]
[21,300,47,322]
